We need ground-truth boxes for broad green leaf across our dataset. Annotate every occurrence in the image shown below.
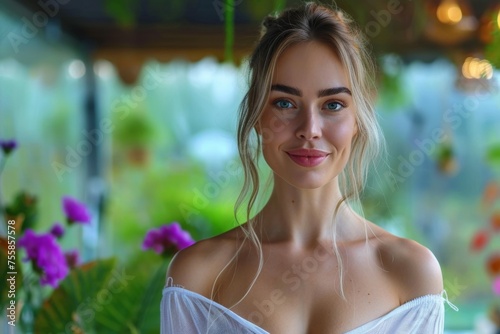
[93,270,144,333]
[34,258,117,333]
[135,260,169,333]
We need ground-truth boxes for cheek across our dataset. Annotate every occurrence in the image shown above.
[327,119,357,146]
[258,111,290,145]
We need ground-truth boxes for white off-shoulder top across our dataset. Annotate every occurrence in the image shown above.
[161,280,457,334]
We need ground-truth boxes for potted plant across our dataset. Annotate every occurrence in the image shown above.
[112,110,156,166]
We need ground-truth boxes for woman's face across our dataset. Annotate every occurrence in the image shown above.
[257,41,358,189]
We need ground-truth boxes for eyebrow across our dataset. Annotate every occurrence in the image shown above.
[318,87,352,97]
[271,84,352,97]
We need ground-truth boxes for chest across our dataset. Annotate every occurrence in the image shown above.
[215,245,400,334]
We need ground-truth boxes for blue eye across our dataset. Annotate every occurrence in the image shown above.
[275,100,293,109]
[325,101,343,111]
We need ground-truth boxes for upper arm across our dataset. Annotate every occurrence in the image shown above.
[380,238,443,303]
[166,241,210,293]
[166,237,237,296]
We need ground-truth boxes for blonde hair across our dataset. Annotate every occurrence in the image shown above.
[219,2,384,304]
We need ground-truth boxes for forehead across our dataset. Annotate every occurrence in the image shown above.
[272,41,350,91]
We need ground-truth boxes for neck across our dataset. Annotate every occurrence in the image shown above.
[254,176,360,247]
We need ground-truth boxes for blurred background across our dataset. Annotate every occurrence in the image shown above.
[0,0,500,333]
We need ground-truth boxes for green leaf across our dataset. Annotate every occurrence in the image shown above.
[93,270,144,333]
[112,111,156,148]
[4,192,38,233]
[244,0,278,20]
[134,260,169,333]
[34,258,117,333]
[104,0,138,27]
[274,0,286,13]
[487,144,500,165]
[224,0,235,63]
[485,13,500,69]
[436,143,454,161]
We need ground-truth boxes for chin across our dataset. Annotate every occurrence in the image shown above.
[279,173,336,190]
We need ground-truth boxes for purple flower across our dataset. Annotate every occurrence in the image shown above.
[62,196,91,224]
[18,229,69,288]
[0,139,17,155]
[64,249,80,269]
[49,223,65,238]
[142,222,195,256]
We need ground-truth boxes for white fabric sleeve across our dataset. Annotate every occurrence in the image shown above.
[373,297,445,334]
[160,287,208,334]
[161,285,455,334]
[346,293,456,334]
[160,287,269,334]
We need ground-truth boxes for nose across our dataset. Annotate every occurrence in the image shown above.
[296,108,322,140]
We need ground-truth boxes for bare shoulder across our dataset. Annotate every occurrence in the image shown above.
[166,226,244,297]
[373,228,443,303]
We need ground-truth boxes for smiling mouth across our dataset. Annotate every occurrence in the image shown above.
[286,149,329,167]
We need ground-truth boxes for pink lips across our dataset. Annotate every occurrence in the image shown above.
[286,149,329,167]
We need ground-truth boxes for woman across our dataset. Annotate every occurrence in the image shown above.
[162,2,453,333]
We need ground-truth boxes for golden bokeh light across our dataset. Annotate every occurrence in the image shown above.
[462,57,494,80]
[437,0,463,24]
